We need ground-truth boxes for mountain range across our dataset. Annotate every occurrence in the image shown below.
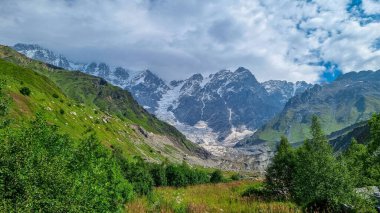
[13,43,313,156]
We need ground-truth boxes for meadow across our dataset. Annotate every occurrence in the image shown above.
[126,180,301,213]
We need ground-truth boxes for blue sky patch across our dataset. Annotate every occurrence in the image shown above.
[319,61,343,82]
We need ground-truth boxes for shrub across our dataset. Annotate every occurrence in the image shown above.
[242,184,270,199]
[231,173,241,181]
[59,109,65,115]
[210,170,223,183]
[52,93,59,98]
[19,87,31,96]
[150,163,167,187]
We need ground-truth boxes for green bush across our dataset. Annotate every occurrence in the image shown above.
[59,109,65,115]
[0,115,133,212]
[230,173,241,181]
[52,93,59,98]
[19,86,31,96]
[210,170,223,183]
[242,184,270,199]
[150,163,167,187]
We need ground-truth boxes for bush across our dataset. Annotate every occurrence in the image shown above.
[150,163,167,187]
[210,170,223,183]
[52,93,59,98]
[0,115,133,212]
[242,184,270,199]
[230,173,241,181]
[19,87,31,96]
[59,109,65,115]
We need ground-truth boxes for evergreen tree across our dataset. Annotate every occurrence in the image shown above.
[265,136,295,200]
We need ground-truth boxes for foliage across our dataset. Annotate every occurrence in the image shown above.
[292,116,355,211]
[210,169,223,183]
[241,183,270,199]
[230,173,241,181]
[265,116,377,212]
[265,136,296,200]
[0,116,133,212]
[365,114,380,186]
[340,138,369,187]
[150,163,168,187]
[118,156,154,196]
[19,86,31,96]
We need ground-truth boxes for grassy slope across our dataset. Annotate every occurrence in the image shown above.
[0,45,208,163]
[126,180,300,213]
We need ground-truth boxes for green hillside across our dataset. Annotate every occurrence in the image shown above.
[243,73,380,147]
[0,45,209,164]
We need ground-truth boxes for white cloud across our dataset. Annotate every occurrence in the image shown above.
[0,0,380,82]
[362,0,380,15]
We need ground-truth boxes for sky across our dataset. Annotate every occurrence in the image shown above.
[1,0,380,83]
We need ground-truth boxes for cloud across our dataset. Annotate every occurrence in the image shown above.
[1,0,380,82]
[362,0,380,15]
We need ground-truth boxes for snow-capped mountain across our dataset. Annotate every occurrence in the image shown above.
[13,43,313,155]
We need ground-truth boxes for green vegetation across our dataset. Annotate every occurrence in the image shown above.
[0,116,133,212]
[210,169,223,183]
[126,180,301,213]
[263,115,380,212]
[265,136,295,200]
[19,86,31,96]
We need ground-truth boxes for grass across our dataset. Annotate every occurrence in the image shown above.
[125,180,301,213]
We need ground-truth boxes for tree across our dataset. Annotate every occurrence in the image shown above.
[210,170,223,183]
[340,138,369,187]
[365,114,380,186]
[292,116,355,211]
[265,136,296,200]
